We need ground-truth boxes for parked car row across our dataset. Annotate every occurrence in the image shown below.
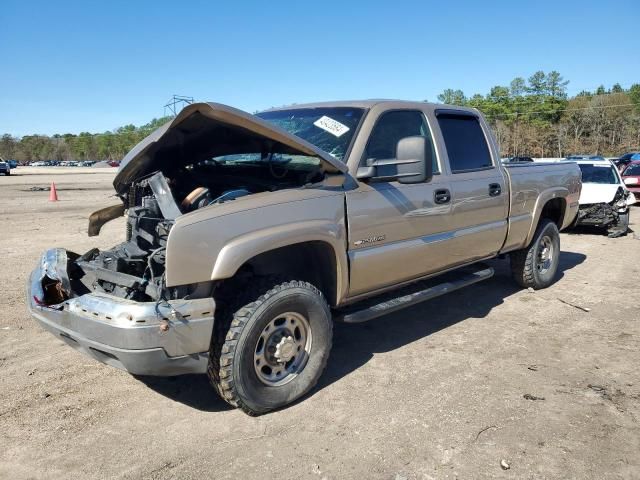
[28,160,101,167]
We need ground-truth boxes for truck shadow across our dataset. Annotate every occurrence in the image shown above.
[315,251,586,396]
[136,251,585,413]
[135,374,234,412]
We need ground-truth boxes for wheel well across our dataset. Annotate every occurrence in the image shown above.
[220,241,338,307]
[540,198,566,229]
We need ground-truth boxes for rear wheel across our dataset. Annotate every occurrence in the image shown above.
[208,277,332,415]
[510,219,560,289]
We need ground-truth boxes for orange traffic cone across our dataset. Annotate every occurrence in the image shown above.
[49,182,58,202]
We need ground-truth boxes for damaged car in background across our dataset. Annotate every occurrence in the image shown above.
[571,158,635,237]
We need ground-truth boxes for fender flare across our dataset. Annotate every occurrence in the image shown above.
[210,220,349,305]
[524,187,568,246]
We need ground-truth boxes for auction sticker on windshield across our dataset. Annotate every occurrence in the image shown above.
[313,116,350,137]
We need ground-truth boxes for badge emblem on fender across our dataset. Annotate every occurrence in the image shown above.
[354,235,386,247]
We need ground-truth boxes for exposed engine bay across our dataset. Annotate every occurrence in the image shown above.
[33,102,345,307]
[64,158,324,303]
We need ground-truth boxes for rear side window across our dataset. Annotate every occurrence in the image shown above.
[437,114,493,173]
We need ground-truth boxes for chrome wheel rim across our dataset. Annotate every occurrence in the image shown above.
[537,235,554,274]
[253,311,312,386]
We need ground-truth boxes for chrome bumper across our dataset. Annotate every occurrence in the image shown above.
[27,249,215,376]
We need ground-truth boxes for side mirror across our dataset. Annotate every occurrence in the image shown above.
[396,136,432,184]
[623,177,638,186]
[356,136,433,184]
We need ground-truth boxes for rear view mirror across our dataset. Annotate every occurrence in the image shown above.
[356,136,433,184]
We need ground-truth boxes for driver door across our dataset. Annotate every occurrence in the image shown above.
[345,109,453,297]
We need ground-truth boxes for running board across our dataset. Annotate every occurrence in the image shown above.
[336,265,494,324]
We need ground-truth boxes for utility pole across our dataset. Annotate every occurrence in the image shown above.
[164,95,194,117]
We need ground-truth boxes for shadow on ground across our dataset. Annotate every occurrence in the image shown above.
[567,225,635,237]
[136,374,234,413]
[138,251,586,412]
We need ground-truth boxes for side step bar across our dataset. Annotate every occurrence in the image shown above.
[335,266,494,323]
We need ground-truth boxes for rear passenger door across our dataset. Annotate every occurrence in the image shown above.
[435,111,508,261]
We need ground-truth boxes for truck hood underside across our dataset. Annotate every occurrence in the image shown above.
[113,102,347,194]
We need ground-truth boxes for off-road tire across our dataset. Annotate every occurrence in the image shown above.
[510,219,560,289]
[208,277,332,415]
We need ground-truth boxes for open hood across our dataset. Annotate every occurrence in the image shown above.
[113,102,348,194]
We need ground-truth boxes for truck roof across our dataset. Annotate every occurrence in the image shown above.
[261,99,478,114]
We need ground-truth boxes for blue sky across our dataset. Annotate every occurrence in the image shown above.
[1,0,638,136]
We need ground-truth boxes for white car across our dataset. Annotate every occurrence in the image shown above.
[573,159,635,237]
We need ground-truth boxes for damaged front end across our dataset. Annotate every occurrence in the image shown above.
[81,171,180,303]
[26,102,348,376]
[26,171,217,375]
[27,246,216,376]
[575,186,631,238]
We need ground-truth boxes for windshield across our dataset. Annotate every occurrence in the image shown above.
[257,107,365,162]
[578,164,618,184]
[623,163,640,176]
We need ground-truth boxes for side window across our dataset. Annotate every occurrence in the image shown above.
[363,110,439,175]
[437,114,493,173]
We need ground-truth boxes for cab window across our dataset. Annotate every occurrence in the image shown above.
[437,114,493,173]
[363,110,439,176]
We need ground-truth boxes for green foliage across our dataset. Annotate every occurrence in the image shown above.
[630,84,640,112]
[2,76,639,162]
[437,89,467,106]
[0,116,173,162]
[435,72,640,156]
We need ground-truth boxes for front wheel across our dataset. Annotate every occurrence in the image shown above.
[510,219,561,289]
[208,278,332,415]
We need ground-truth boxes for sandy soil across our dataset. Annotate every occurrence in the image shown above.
[1,167,639,479]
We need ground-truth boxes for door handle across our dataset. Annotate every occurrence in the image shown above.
[434,189,451,204]
[489,183,502,197]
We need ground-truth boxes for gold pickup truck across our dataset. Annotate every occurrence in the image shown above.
[27,100,581,414]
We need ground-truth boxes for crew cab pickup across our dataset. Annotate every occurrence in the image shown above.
[27,100,581,414]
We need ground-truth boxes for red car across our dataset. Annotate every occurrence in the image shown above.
[622,160,640,202]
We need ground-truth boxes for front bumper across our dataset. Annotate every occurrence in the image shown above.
[26,249,215,376]
[575,202,624,227]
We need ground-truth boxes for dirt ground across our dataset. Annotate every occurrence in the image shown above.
[1,167,639,480]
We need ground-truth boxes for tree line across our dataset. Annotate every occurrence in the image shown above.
[0,117,172,163]
[2,71,639,162]
[436,71,640,157]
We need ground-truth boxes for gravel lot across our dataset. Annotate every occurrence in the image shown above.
[1,167,639,480]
